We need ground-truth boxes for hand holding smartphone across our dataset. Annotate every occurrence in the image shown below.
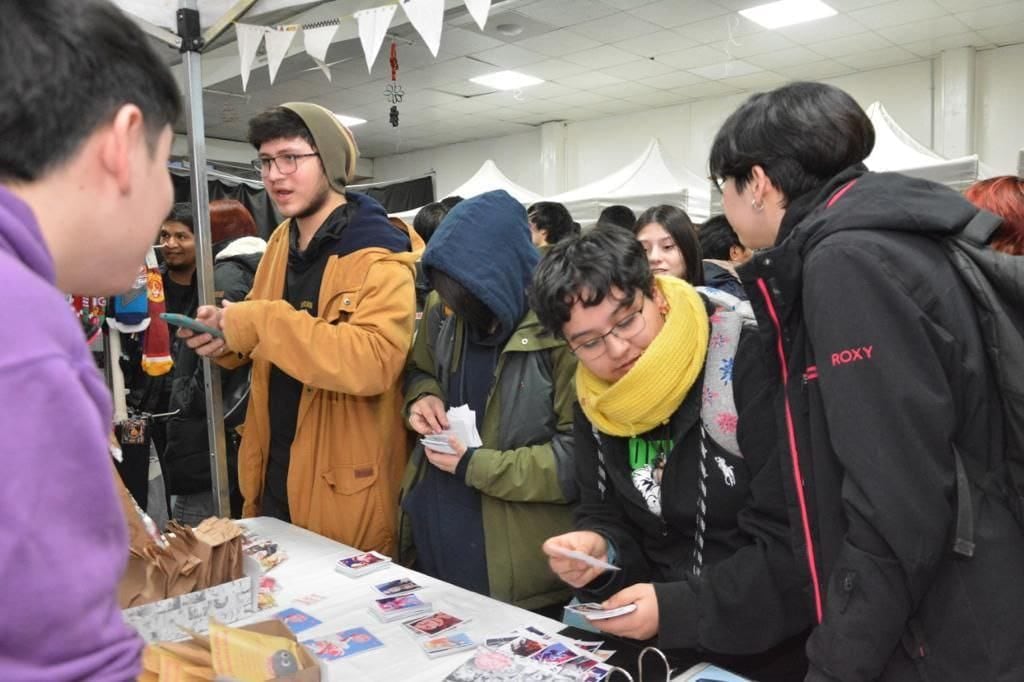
[160,312,224,338]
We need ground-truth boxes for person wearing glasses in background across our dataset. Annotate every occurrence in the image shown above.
[181,103,422,555]
[532,227,810,679]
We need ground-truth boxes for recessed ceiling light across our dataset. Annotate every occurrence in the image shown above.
[739,0,837,29]
[469,70,544,91]
[334,113,367,127]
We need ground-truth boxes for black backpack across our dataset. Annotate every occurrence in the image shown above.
[945,210,1024,557]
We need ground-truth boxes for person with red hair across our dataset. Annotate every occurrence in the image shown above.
[965,175,1024,255]
[163,198,267,522]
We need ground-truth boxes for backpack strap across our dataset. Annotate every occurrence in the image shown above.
[960,209,1003,246]
[952,445,976,558]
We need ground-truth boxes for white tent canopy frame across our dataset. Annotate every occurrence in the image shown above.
[864,101,993,191]
[392,160,543,222]
[549,139,711,225]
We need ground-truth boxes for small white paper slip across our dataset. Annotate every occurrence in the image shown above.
[564,602,638,620]
[547,546,621,572]
[447,404,482,447]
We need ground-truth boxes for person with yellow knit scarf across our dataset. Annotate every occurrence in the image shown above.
[530,227,811,678]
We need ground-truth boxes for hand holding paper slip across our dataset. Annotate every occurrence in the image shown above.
[420,404,482,453]
[546,545,620,572]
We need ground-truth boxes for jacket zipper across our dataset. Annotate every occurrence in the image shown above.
[756,278,824,623]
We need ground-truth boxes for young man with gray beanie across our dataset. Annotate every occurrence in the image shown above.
[183,103,423,554]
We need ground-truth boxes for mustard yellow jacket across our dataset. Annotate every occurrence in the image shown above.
[220,207,422,554]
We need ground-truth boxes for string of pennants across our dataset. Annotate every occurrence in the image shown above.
[234,0,492,91]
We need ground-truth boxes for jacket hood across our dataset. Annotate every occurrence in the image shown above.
[422,190,538,339]
[0,186,53,284]
[216,236,267,262]
[786,166,978,253]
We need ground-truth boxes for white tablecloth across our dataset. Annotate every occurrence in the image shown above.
[236,517,565,682]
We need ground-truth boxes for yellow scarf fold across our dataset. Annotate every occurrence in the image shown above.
[576,276,709,437]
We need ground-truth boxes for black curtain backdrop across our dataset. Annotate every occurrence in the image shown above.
[172,172,434,239]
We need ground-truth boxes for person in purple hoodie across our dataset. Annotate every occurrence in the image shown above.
[0,1,181,679]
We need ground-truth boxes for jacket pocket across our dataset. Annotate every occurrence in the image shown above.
[324,288,360,324]
[323,463,378,494]
[317,464,390,552]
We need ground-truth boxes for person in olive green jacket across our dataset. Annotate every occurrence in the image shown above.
[399,190,577,612]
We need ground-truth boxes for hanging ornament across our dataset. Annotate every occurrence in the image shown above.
[385,41,404,128]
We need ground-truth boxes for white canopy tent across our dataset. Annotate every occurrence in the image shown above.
[864,101,992,191]
[392,160,543,222]
[548,140,711,225]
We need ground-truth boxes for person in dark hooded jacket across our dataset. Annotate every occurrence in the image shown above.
[399,190,577,613]
[709,81,1024,681]
[164,199,267,522]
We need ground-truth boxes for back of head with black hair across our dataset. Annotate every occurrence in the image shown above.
[634,204,704,286]
[529,226,654,338]
[413,201,450,245]
[430,268,496,334]
[597,205,638,230]
[709,81,875,203]
[699,214,742,261]
[166,202,195,233]
[439,195,464,211]
[247,107,316,150]
[0,0,182,183]
[528,201,577,244]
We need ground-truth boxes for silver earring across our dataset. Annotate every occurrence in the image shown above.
[751,198,765,212]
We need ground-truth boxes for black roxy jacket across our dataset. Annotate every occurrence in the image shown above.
[739,166,1024,681]
[574,325,812,659]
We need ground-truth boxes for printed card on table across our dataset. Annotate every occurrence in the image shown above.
[335,550,391,576]
[274,607,322,634]
[373,576,422,596]
[301,627,384,661]
[402,611,468,637]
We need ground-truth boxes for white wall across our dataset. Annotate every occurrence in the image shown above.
[975,43,1024,175]
[370,45,1024,193]
[371,130,542,198]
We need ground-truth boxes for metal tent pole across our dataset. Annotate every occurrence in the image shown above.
[178,0,231,517]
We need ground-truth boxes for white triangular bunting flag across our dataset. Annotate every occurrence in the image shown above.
[303,24,338,64]
[264,26,298,85]
[401,0,445,57]
[464,0,491,31]
[354,4,399,73]
[234,23,266,92]
[313,58,333,81]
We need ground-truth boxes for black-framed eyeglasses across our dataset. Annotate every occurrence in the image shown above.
[569,297,647,361]
[252,152,319,175]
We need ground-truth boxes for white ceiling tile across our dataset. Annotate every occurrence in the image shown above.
[674,14,765,44]
[677,80,742,99]
[591,81,662,99]
[525,82,582,99]
[901,31,987,56]
[435,97,500,115]
[472,44,548,69]
[514,29,603,58]
[658,44,732,69]
[751,45,822,69]
[563,45,641,68]
[435,28,505,59]
[600,0,658,9]
[807,32,894,59]
[629,0,732,28]
[876,15,971,43]
[642,90,696,106]
[835,45,919,69]
[614,30,699,57]
[688,59,763,79]
[773,59,856,79]
[934,0,1010,10]
[515,0,620,28]
[820,0,894,9]
[561,90,615,106]
[848,0,948,30]
[779,14,872,44]
[557,70,626,89]
[571,12,664,41]
[719,31,795,58]
[719,71,789,91]
[639,71,710,89]
[600,58,678,80]
[956,2,1024,30]
[976,20,1024,45]
[524,59,591,81]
